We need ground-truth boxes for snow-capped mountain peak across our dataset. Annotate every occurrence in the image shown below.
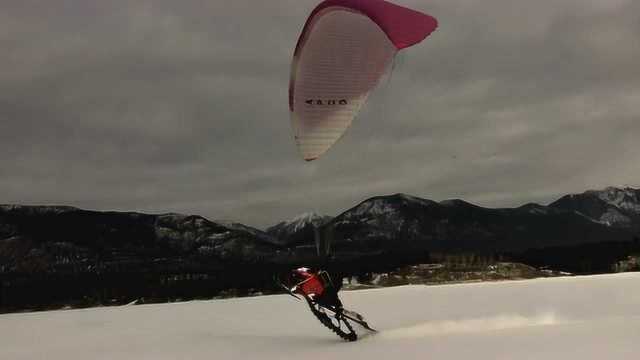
[348,194,438,218]
[279,212,328,232]
[266,212,333,245]
[550,186,640,227]
[587,187,640,214]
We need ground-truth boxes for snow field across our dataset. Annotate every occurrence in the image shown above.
[1,273,639,360]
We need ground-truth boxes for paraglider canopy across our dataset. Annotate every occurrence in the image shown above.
[289,0,438,161]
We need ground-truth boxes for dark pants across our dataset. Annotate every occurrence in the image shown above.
[315,288,342,309]
[314,271,343,310]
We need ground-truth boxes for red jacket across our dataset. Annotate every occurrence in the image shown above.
[293,269,325,297]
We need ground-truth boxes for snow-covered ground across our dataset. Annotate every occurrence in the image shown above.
[2,273,639,360]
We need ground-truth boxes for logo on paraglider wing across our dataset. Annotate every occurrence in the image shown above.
[305,99,348,106]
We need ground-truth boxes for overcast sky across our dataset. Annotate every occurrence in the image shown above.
[1,0,639,228]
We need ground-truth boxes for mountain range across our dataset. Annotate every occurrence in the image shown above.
[2,187,640,274]
[268,187,640,257]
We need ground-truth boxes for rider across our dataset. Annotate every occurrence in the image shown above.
[290,267,343,311]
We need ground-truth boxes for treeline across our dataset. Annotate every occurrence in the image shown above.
[510,237,640,274]
[0,262,288,313]
[2,239,639,313]
[0,250,426,313]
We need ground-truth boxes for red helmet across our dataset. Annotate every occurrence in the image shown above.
[291,267,313,282]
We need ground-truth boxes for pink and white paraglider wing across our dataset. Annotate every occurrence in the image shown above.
[289,0,438,161]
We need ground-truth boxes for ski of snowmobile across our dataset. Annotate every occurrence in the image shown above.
[317,303,377,332]
[341,310,377,332]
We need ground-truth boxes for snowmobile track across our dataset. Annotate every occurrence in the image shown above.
[306,298,357,341]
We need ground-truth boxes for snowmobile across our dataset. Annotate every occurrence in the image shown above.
[276,268,376,341]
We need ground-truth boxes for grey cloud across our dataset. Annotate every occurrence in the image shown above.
[1,0,639,227]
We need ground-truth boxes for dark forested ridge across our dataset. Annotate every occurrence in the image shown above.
[2,186,639,312]
[0,206,290,311]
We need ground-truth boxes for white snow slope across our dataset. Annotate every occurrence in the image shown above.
[2,273,639,360]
